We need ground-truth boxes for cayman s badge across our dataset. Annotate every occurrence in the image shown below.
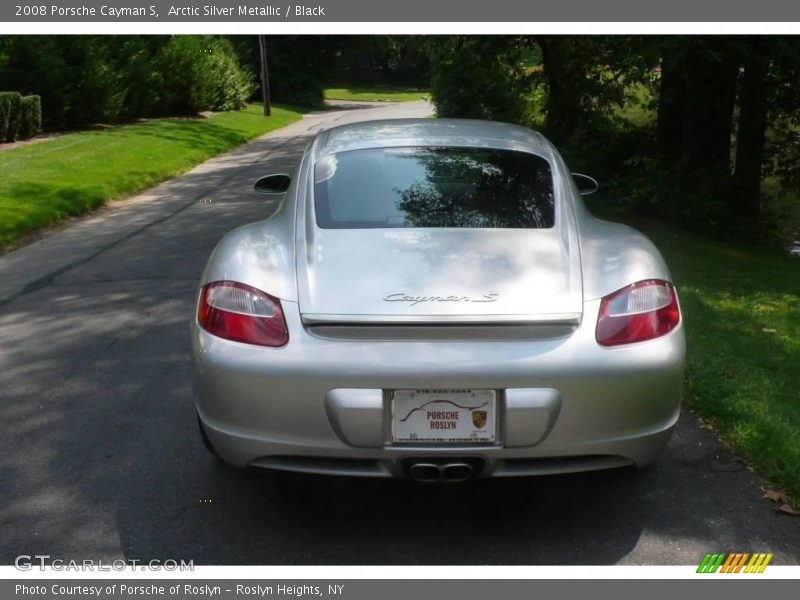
[383,293,499,306]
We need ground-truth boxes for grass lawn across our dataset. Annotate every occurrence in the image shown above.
[324,87,429,102]
[0,103,306,252]
[587,197,800,502]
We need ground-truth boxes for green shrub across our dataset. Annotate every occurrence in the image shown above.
[1,36,257,131]
[260,36,326,109]
[0,91,22,142]
[18,95,42,140]
[270,72,324,108]
[426,37,531,122]
[6,91,22,142]
[208,41,255,111]
[67,49,126,126]
[160,36,255,115]
[0,92,11,141]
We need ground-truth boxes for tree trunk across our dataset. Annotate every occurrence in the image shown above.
[680,41,739,172]
[657,51,686,159]
[733,48,769,218]
[656,39,738,175]
[539,37,581,142]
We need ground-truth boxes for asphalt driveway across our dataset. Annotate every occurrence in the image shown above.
[1,100,799,566]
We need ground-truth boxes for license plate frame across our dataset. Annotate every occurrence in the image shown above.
[390,389,497,444]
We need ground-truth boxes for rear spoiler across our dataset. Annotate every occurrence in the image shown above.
[300,312,583,326]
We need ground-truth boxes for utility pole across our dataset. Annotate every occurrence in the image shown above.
[258,35,271,117]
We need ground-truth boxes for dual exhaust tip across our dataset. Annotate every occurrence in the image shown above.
[408,462,475,483]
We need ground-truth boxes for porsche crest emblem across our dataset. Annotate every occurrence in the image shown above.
[471,410,487,429]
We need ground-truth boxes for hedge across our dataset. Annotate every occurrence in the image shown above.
[0,92,42,143]
[0,91,22,142]
[19,95,42,140]
[0,93,8,140]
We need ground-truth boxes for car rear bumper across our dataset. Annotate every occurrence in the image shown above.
[192,299,684,478]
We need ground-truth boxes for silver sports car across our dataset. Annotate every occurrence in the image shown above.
[191,119,684,481]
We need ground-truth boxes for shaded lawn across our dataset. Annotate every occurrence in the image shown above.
[587,197,800,502]
[324,87,429,102]
[0,104,306,251]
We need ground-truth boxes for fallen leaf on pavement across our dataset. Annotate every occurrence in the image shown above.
[763,490,786,502]
[775,503,800,516]
[763,490,799,515]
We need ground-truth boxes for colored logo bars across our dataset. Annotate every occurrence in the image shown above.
[697,552,773,573]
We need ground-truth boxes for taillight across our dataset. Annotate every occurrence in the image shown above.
[596,279,680,347]
[197,281,288,347]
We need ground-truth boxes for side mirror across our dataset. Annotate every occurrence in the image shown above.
[572,173,599,195]
[254,174,291,195]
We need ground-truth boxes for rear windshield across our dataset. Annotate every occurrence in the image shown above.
[313,146,555,229]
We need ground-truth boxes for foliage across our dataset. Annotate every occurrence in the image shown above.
[0,92,42,142]
[0,91,23,142]
[208,41,257,111]
[0,94,7,141]
[270,71,324,108]
[18,95,42,140]
[548,36,800,244]
[229,36,328,108]
[159,36,255,115]
[424,34,800,244]
[762,40,800,187]
[0,36,256,130]
[0,34,428,130]
[536,36,656,143]
[0,104,306,251]
[324,36,431,87]
[107,36,170,120]
[0,91,22,142]
[608,156,752,238]
[426,36,533,122]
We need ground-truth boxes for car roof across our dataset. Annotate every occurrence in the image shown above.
[314,118,556,159]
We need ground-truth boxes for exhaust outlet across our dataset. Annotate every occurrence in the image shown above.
[409,463,441,482]
[406,461,477,482]
[441,463,474,482]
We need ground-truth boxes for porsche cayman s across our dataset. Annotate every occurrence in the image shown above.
[191,119,684,481]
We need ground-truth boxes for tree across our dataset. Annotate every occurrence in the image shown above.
[678,39,739,172]
[322,36,430,87]
[655,37,800,234]
[538,36,656,143]
[159,36,254,115]
[426,36,531,122]
[649,38,746,231]
[230,36,331,108]
[0,35,255,130]
[733,38,771,220]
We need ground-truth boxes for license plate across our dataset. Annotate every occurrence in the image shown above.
[391,389,496,443]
